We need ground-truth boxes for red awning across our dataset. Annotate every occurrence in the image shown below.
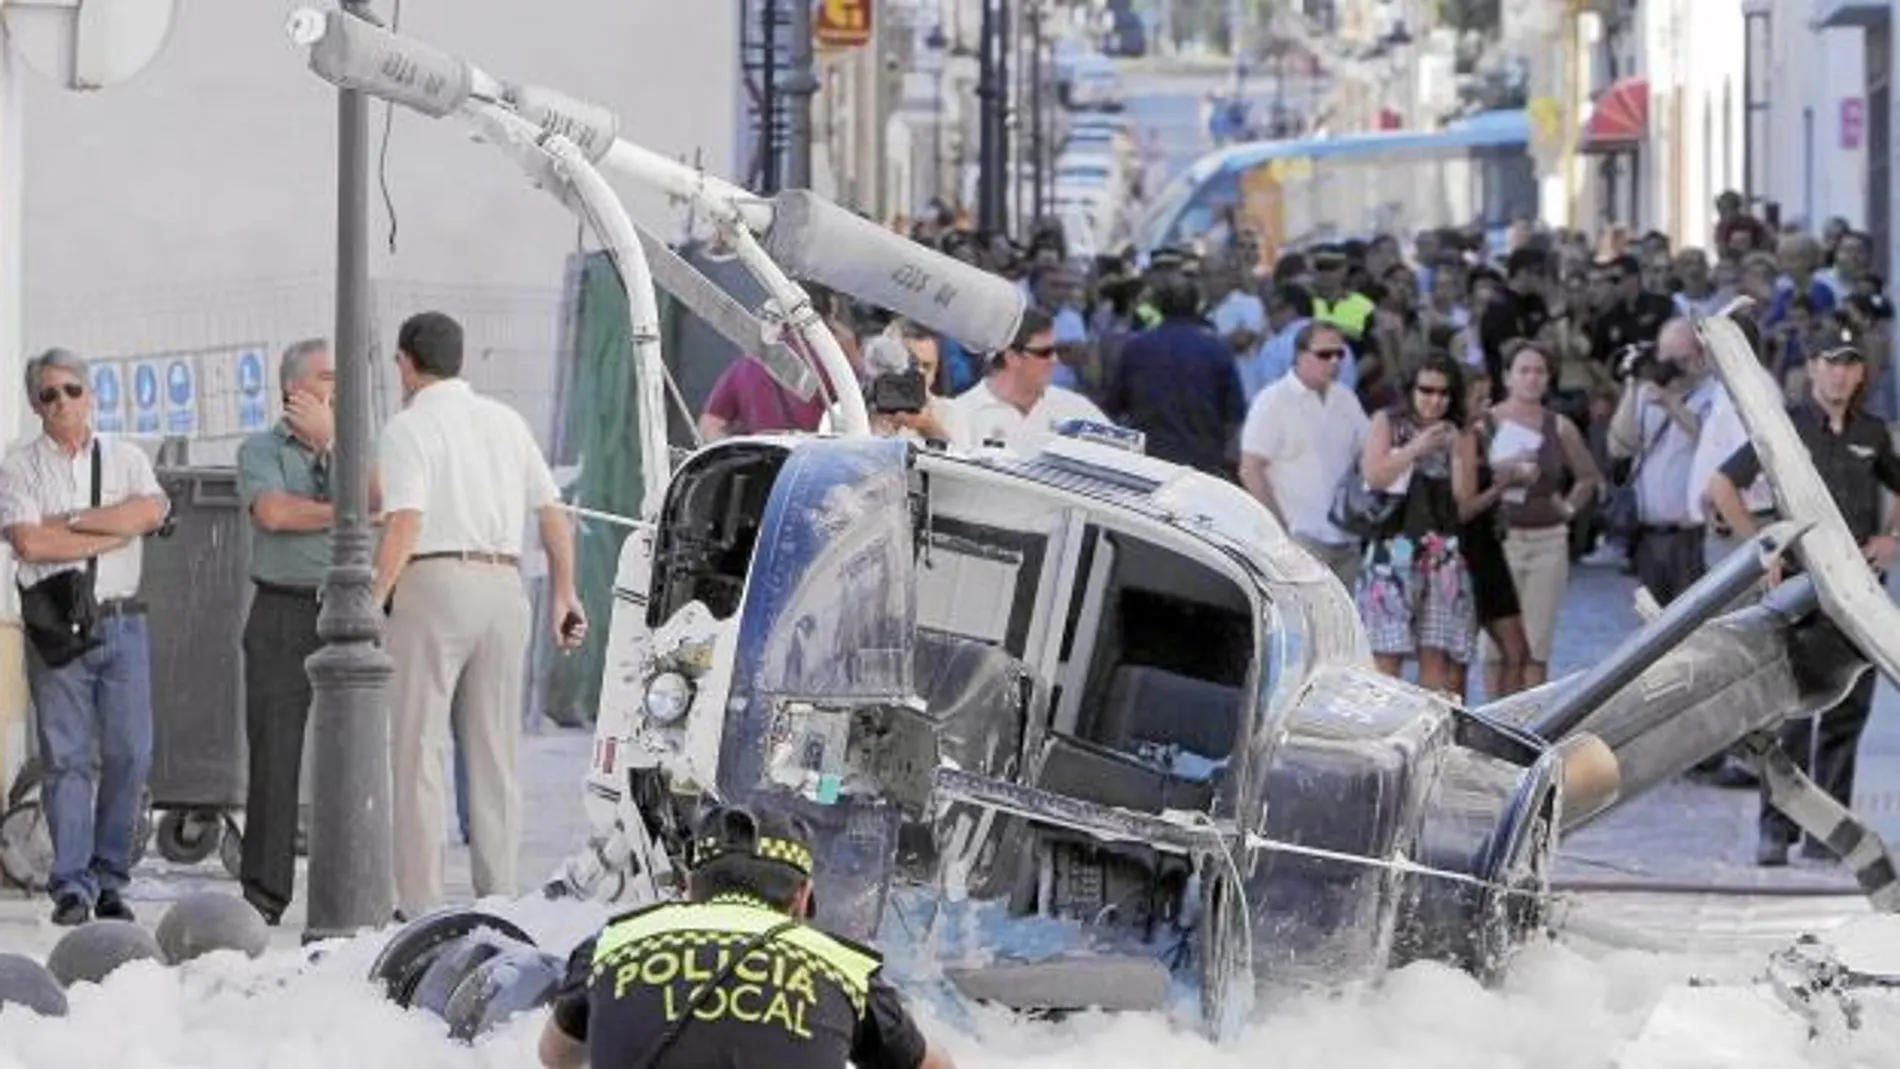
[1582,77,1648,153]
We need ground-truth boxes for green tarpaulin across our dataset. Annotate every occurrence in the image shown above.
[541,251,683,724]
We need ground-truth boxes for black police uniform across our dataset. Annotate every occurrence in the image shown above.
[1587,291,1675,370]
[1477,286,1550,402]
[1721,394,1900,852]
[548,892,928,1069]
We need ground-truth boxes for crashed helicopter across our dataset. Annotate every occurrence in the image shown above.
[290,6,1900,1044]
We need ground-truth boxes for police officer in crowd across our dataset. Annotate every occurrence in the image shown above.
[1587,254,1676,367]
[1706,329,1900,867]
[234,338,340,924]
[0,348,170,925]
[537,807,954,1069]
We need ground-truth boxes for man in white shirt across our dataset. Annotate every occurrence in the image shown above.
[1238,321,1371,588]
[0,348,169,926]
[373,311,587,916]
[949,307,1109,453]
[1206,262,1266,358]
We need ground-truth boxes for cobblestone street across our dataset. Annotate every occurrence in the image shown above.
[1547,560,1900,894]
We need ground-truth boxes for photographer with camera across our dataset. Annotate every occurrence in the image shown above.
[862,319,965,446]
[1606,318,1721,611]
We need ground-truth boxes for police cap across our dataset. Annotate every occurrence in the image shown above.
[691,806,816,878]
[1812,322,1867,365]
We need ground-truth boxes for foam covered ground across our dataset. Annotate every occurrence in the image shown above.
[1,894,1896,1069]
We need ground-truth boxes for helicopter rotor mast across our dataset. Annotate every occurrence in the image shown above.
[283,3,874,451]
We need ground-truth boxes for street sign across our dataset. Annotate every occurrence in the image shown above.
[132,361,161,436]
[236,347,269,433]
[816,0,872,49]
[164,356,198,436]
[91,363,126,435]
[1842,97,1865,151]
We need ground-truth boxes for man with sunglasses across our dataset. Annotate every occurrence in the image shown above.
[0,348,170,925]
[1587,254,1675,372]
[948,307,1109,454]
[1239,321,1371,588]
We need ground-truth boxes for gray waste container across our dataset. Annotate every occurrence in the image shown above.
[143,463,252,868]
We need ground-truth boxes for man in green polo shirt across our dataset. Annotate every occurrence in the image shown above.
[234,338,336,924]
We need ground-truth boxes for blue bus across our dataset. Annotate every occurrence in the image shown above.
[1134,109,1538,259]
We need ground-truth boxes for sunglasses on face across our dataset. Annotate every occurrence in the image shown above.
[1018,344,1057,359]
[1415,383,1450,397]
[1305,348,1346,361]
[38,383,84,405]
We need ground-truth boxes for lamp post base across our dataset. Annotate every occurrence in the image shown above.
[301,546,395,939]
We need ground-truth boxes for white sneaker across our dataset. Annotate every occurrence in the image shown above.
[1632,586,1663,623]
[1581,543,1625,568]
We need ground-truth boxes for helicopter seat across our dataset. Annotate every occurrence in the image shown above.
[1092,664,1241,770]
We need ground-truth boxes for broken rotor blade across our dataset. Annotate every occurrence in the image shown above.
[635,229,819,402]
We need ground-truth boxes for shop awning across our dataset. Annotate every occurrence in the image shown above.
[1581,77,1648,154]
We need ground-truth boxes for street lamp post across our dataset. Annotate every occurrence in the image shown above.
[761,0,780,193]
[1029,2,1045,225]
[304,0,395,943]
[784,0,818,189]
[995,0,1011,234]
[923,23,949,206]
[977,0,1010,234]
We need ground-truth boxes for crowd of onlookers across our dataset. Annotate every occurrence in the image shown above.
[696,191,1900,870]
[2,183,1883,938]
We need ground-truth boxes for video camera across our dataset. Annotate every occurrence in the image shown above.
[861,334,929,416]
[1614,340,1682,387]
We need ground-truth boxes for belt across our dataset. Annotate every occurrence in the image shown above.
[1638,524,1701,535]
[253,580,321,600]
[412,550,520,567]
[97,598,146,618]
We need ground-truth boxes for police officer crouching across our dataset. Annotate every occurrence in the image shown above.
[538,807,955,1069]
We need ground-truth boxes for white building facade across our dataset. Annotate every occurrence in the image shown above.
[1607,0,1746,249]
[12,0,745,460]
[1752,0,1869,234]
[1570,0,1863,251]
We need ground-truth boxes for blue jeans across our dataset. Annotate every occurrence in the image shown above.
[25,614,154,903]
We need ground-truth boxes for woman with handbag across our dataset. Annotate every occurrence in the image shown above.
[1352,355,1482,694]
[1482,341,1604,689]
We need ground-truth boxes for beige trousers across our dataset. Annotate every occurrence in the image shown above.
[386,558,531,914]
[1483,524,1570,665]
